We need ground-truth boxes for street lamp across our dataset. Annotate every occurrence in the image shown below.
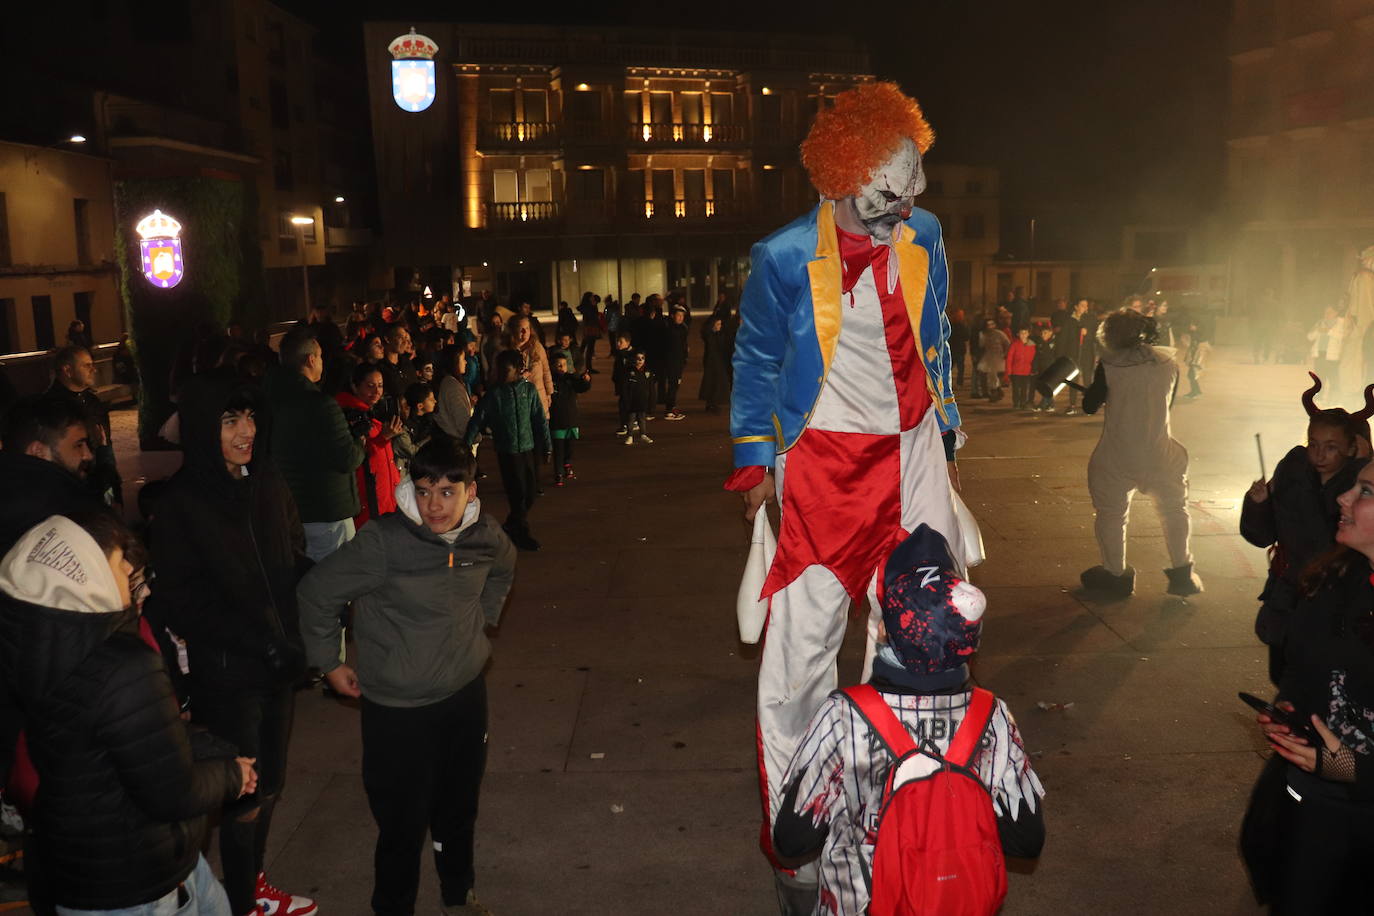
[291,215,314,315]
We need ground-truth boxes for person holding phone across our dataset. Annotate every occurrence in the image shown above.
[336,364,403,528]
[1255,457,1374,912]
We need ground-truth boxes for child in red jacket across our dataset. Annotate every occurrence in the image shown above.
[1006,327,1037,409]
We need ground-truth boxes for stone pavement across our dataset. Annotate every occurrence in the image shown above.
[88,349,1320,913]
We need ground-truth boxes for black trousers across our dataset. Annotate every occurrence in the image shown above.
[1011,375,1033,407]
[362,676,488,915]
[551,435,575,471]
[194,685,295,916]
[950,343,966,385]
[627,411,649,441]
[495,450,537,538]
[663,376,681,412]
[1275,779,1374,914]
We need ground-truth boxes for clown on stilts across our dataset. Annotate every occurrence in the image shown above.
[725,82,979,907]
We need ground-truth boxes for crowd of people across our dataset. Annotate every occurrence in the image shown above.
[0,283,740,916]
[951,289,1213,411]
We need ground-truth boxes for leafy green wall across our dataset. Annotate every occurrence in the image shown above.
[113,176,264,443]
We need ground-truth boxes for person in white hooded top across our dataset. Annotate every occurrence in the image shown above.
[0,514,255,915]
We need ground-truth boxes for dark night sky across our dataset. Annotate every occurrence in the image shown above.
[282,0,1230,260]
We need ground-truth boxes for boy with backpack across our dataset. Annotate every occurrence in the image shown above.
[771,524,1045,916]
[548,354,591,487]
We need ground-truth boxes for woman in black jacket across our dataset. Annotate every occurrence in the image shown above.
[1258,456,1374,913]
[0,513,251,913]
[147,377,314,916]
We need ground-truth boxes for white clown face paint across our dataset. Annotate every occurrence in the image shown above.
[847,138,926,243]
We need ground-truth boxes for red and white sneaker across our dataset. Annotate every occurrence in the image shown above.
[256,872,317,916]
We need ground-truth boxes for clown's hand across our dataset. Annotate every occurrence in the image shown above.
[743,473,776,524]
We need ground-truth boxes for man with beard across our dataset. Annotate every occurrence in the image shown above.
[0,394,104,839]
[47,345,122,506]
[726,81,977,912]
[0,395,100,547]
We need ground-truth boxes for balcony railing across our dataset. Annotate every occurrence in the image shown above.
[632,198,743,221]
[480,121,560,146]
[487,201,562,224]
[627,122,748,144]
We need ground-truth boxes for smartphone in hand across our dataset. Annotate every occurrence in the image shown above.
[1239,691,1318,744]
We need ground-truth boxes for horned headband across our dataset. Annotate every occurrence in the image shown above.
[1302,372,1374,423]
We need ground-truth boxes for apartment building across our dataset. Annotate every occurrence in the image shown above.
[1227,0,1374,314]
[363,23,999,310]
[0,142,120,354]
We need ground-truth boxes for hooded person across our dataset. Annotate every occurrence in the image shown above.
[1079,308,1202,598]
[0,514,250,914]
[145,376,317,916]
[770,525,1044,916]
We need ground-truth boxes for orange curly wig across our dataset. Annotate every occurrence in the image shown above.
[800,82,935,200]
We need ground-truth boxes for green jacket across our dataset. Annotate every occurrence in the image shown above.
[296,495,517,707]
[263,365,364,523]
[466,379,551,455]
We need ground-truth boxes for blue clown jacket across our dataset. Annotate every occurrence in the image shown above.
[730,200,961,468]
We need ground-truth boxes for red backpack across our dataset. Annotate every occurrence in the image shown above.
[840,685,1007,916]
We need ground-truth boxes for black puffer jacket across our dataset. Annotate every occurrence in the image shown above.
[549,370,591,430]
[146,377,309,693]
[0,596,241,909]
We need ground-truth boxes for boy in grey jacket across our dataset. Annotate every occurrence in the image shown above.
[297,439,516,916]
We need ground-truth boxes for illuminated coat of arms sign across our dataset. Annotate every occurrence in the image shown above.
[389,28,438,113]
[136,210,185,289]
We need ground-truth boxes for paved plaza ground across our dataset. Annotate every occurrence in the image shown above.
[66,347,1321,913]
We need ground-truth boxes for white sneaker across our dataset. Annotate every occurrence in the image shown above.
[641,434,654,444]
[624,436,634,445]
[614,427,627,436]
[1065,408,1079,416]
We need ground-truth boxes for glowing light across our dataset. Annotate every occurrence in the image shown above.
[518,259,524,264]
[644,201,654,218]
[68,134,87,144]
[575,83,590,91]
[388,28,438,113]
[482,261,488,267]
[334,196,346,203]
[642,124,651,142]
[290,216,314,226]
[136,209,185,290]
[761,87,772,95]
[703,125,712,142]
[577,164,594,170]
[762,164,776,170]
[423,285,433,298]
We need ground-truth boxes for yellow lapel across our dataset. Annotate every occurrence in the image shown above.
[892,220,949,422]
[808,201,842,375]
[892,221,929,352]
